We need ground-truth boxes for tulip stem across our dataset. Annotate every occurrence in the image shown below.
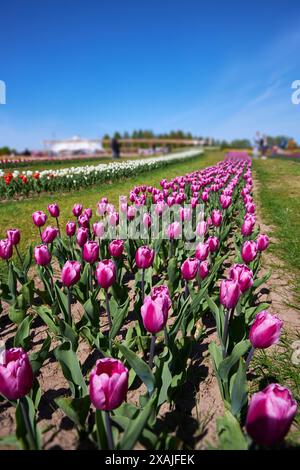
[149,334,156,369]
[222,308,232,358]
[105,290,112,329]
[141,268,145,303]
[38,226,43,243]
[105,411,114,450]
[184,280,189,299]
[245,346,255,370]
[67,288,72,325]
[15,245,23,265]
[55,217,61,238]
[90,264,93,292]
[164,326,169,347]
[19,396,36,450]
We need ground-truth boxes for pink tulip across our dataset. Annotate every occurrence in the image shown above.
[127,206,136,221]
[0,239,13,260]
[34,244,51,266]
[229,263,253,293]
[72,204,83,217]
[249,311,283,349]
[181,258,199,280]
[89,358,128,411]
[48,203,60,218]
[0,348,34,400]
[143,213,152,229]
[195,242,209,261]
[201,191,209,202]
[151,285,172,311]
[6,229,21,246]
[108,239,124,258]
[220,279,241,309]
[135,246,155,269]
[196,221,207,237]
[211,209,222,227]
[83,241,99,264]
[76,227,89,247]
[141,296,168,334]
[207,236,219,253]
[78,213,90,228]
[246,383,297,447]
[198,260,209,280]
[32,211,47,227]
[41,226,59,244]
[83,208,92,219]
[220,195,232,209]
[61,260,81,287]
[95,259,116,289]
[97,202,107,216]
[93,221,105,238]
[180,207,192,222]
[241,218,255,237]
[241,240,258,264]
[257,234,270,252]
[66,221,76,237]
[108,212,119,226]
[166,221,181,240]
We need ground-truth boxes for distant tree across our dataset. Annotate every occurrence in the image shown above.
[0,146,11,156]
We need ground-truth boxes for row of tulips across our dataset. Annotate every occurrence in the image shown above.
[0,149,201,198]
[0,151,297,450]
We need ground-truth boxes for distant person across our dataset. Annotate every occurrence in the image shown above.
[280,137,287,150]
[111,137,121,159]
[261,135,268,159]
[252,131,260,158]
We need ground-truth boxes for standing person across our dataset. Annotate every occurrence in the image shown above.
[111,137,121,159]
[252,131,260,158]
[261,134,268,159]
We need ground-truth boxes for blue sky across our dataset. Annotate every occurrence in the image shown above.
[1,0,300,149]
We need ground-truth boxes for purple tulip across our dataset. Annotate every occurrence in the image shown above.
[198,260,209,280]
[220,195,232,209]
[195,242,209,261]
[151,285,172,311]
[78,213,90,229]
[207,236,219,253]
[229,263,253,293]
[76,227,89,247]
[257,234,270,252]
[72,204,83,218]
[196,221,207,237]
[181,258,199,280]
[108,239,124,258]
[166,222,181,240]
[66,221,76,237]
[241,240,258,264]
[48,203,60,218]
[0,348,34,400]
[95,259,116,289]
[6,229,20,246]
[61,260,81,287]
[0,239,13,260]
[141,296,168,334]
[220,279,241,309]
[241,219,255,237]
[211,209,222,227]
[34,244,51,266]
[246,383,297,447]
[83,207,92,219]
[41,226,59,244]
[83,241,99,264]
[89,358,128,411]
[135,246,155,269]
[249,311,283,349]
[32,211,47,227]
[93,221,105,238]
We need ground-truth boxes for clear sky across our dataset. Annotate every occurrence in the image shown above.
[1,0,300,150]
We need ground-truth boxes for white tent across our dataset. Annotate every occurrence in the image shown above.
[46,136,103,154]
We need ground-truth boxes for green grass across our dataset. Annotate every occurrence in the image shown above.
[253,158,300,297]
[0,151,223,268]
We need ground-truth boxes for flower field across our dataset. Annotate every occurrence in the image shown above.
[0,150,298,450]
[0,149,201,199]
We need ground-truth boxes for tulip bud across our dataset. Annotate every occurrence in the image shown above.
[0,239,13,260]
[249,310,283,349]
[141,296,168,334]
[89,358,128,411]
[95,259,116,289]
[201,191,209,202]
[195,242,209,261]
[135,246,155,269]
[246,383,297,447]
[166,222,181,240]
[93,221,105,238]
[220,279,241,309]
[207,236,219,253]
[48,203,60,218]
[6,229,21,246]
[229,263,253,293]
[78,213,90,228]
[97,202,107,216]
[241,219,255,237]
[83,241,99,264]
[76,227,89,247]
[198,260,209,280]
[61,260,81,287]
[41,226,59,244]
[108,239,124,258]
[143,213,152,229]
[34,244,51,266]
[241,240,258,264]
[83,207,92,219]
[127,206,136,221]
[150,285,172,311]
[72,204,83,217]
[256,234,269,252]
[211,209,222,227]
[196,221,207,237]
[181,258,199,280]
[32,210,47,227]
[66,221,76,237]
[220,195,232,209]
[0,348,34,400]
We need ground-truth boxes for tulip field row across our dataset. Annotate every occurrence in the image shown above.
[0,150,297,450]
[0,149,201,199]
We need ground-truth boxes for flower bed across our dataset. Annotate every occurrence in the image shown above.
[0,151,297,450]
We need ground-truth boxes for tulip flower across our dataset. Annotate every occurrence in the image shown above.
[48,203,61,236]
[89,358,129,449]
[72,203,83,218]
[78,213,90,229]
[95,260,117,328]
[0,347,33,400]
[196,220,207,237]
[0,238,13,261]
[229,263,253,293]
[220,194,232,209]
[246,384,297,447]
[66,221,76,237]
[83,241,99,264]
[207,236,219,253]
[257,234,270,252]
[32,211,47,240]
[220,279,241,357]
[241,219,255,237]
[211,209,222,227]
[166,221,181,240]
[135,246,155,302]
[241,240,258,264]
[150,285,172,311]
[181,258,199,281]
[6,228,20,246]
[195,242,209,261]
[143,212,152,229]
[83,207,92,219]
[108,239,124,258]
[34,244,51,266]
[93,221,105,239]
[76,227,89,247]
[198,260,209,280]
[41,226,59,244]
[61,260,81,324]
